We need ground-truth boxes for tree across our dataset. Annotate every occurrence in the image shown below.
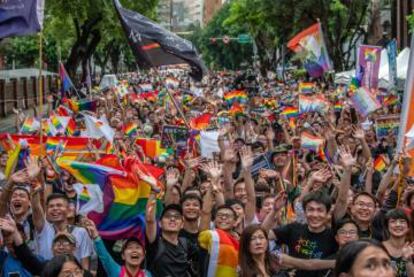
[218,0,370,73]
[190,3,253,70]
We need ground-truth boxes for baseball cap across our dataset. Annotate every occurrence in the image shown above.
[121,237,144,253]
[53,232,76,245]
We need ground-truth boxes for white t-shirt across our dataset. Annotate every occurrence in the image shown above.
[36,221,94,261]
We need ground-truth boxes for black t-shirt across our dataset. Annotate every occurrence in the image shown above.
[390,255,408,277]
[274,222,338,277]
[179,229,200,277]
[146,234,193,277]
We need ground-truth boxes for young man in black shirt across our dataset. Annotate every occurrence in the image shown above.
[264,191,338,277]
[146,191,195,277]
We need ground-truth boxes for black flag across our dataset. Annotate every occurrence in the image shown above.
[114,0,206,81]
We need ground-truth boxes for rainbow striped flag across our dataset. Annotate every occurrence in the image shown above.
[89,157,164,241]
[41,119,56,136]
[66,99,97,113]
[281,106,299,118]
[229,103,244,117]
[301,132,325,152]
[51,115,63,131]
[66,118,76,136]
[20,117,40,134]
[78,186,92,206]
[383,95,399,106]
[224,90,248,105]
[299,82,314,94]
[288,117,296,129]
[135,138,166,159]
[124,123,138,137]
[287,23,332,77]
[334,101,343,112]
[199,229,239,277]
[374,155,386,172]
[56,158,126,188]
[190,113,212,130]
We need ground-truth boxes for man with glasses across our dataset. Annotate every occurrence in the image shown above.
[350,192,377,238]
[145,200,196,277]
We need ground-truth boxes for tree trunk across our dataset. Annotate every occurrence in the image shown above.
[65,15,103,83]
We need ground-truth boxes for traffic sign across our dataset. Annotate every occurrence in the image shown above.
[238,34,252,44]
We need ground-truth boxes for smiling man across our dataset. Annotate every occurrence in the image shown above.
[33,193,94,270]
[266,191,338,277]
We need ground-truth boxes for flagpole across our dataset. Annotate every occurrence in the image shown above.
[38,31,44,157]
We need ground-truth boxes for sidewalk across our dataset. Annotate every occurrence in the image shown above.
[0,107,38,133]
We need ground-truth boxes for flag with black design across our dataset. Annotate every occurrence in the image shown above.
[113,0,206,81]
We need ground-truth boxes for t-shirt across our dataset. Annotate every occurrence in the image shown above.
[390,256,408,277]
[1,254,33,277]
[179,229,199,277]
[274,222,337,277]
[146,234,194,277]
[35,221,94,261]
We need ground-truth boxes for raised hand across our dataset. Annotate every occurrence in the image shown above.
[200,160,223,181]
[310,167,332,183]
[135,167,158,188]
[166,168,179,187]
[239,146,254,170]
[25,156,41,181]
[223,146,237,164]
[82,218,99,240]
[274,191,287,212]
[265,127,275,141]
[338,145,356,170]
[0,216,17,235]
[184,156,204,169]
[352,125,365,140]
[10,169,30,184]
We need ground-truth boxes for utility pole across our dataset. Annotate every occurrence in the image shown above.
[170,0,173,31]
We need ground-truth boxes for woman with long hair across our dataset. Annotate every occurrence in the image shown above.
[239,225,335,277]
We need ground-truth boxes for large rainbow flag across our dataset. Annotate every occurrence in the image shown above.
[135,138,166,159]
[287,23,332,77]
[58,157,164,241]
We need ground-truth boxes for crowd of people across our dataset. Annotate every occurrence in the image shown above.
[0,68,412,277]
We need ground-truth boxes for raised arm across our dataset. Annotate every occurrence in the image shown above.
[334,145,356,220]
[353,126,371,161]
[239,146,256,224]
[26,157,45,232]
[140,170,160,244]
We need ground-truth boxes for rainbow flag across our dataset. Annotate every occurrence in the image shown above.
[224,90,248,105]
[46,137,61,153]
[66,99,97,113]
[124,123,138,137]
[135,138,166,159]
[299,95,329,114]
[281,106,299,118]
[299,82,314,94]
[190,113,212,130]
[20,117,39,134]
[41,119,56,136]
[105,142,115,154]
[51,115,63,131]
[88,157,164,241]
[334,101,343,112]
[383,95,399,106]
[57,158,126,188]
[199,229,239,277]
[288,117,296,129]
[229,103,244,117]
[374,155,386,172]
[66,118,76,136]
[138,91,158,102]
[348,77,360,94]
[301,132,324,152]
[364,48,378,63]
[79,186,92,204]
[287,23,332,77]
[56,105,73,116]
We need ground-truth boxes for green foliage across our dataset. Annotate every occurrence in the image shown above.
[408,13,414,31]
[190,3,253,70]
[199,0,369,72]
[1,0,159,74]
